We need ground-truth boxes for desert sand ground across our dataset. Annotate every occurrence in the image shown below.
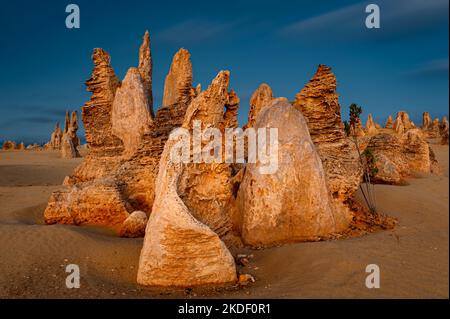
[0,142,448,299]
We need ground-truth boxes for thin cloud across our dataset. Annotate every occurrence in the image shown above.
[279,0,448,43]
[155,19,237,45]
[406,59,449,78]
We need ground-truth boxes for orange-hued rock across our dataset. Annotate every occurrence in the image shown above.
[119,211,148,238]
[162,48,197,107]
[385,115,393,129]
[45,122,63,150]
[2,141,17,150]
[367,129,436,184]
[138,31,153,118]
[246,83,274,128]
[61,111,81,158]
[393,115,404,134]
[45,42,195,230]
[137,140,237,287]
[440,117,449,145]
[366,113,378,135]
[237,100,351,246]
[137,73,238,287]
[17,142,25,150]
[82,48,124,158]
[422,112,431,130]
[176,71,241,247]
[393,111,412,134]
[111,68,153,157]
[44,177,131,226]
[293,64,362,201]
[137,71,239,287]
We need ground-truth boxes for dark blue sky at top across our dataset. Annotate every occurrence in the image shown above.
[0,0,448,144]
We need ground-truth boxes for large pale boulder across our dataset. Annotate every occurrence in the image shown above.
[237,100,351,246]
[137,137,237,287]
[111,67,153,157]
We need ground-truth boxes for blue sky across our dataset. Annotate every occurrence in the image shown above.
[0,0,448,144]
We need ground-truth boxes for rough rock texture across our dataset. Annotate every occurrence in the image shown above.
[394,111,413,132]
[293,64,362,201]
[162,48,196,107]
[61,134,78,158]
[82,48,124,158]
[176,71,240,247]
[119,211,148,238]
[427,118,441,138]
[237,100,351,246]
[46,123,63,150]
[44,177,131,226]
[111,67,153,157]
[422,112,431,130]
[45,45,195,230]
[61,111,81,159]
[137,72,238,286]
[138,31,153,118]
[366,113,378,135]
[367,129,435,184]
[246,83,273,128]
[385,115,393,129]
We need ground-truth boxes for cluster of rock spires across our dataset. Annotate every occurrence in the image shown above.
[42,110,81,158]
[349,109,446,185]
[42,31,444,287]
[1,141,25,150]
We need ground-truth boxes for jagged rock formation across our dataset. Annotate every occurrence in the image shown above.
[44,177,130,226]
[61,111,81,158]
[393,116,404,134]
[82,48,123,157]
[237,100,351,246]
[162,48,196,107]
[45,123,63,150]
[385,115,393,129]
[138,31,153,118]
[293,64,362,202]
[428,118,441,138]
[111,68,153,157]
[366,113,378,135]
[422,112,431,130]
[137,71,237,287]
[2,141,17,150]
[45,35,196,234]
[119,211,148,238]
[393,111,413,133]
[245,83,274,128]
[367,129,436,184]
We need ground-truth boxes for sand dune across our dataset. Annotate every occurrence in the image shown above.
[0,144,448,298]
